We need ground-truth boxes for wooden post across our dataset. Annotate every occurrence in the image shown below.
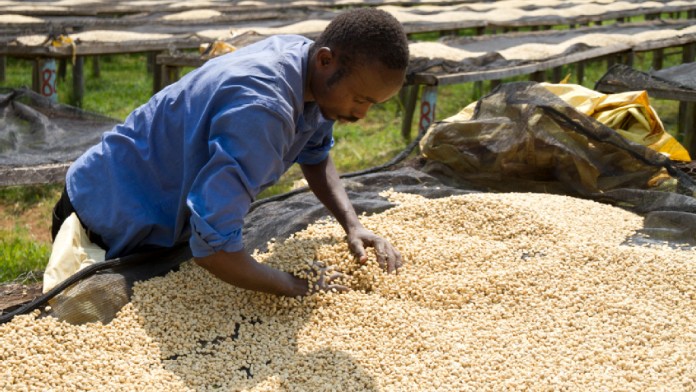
[678,43,696,156]
[152,53,164,95]
[147,52,155,74]
[58,59,67,80]
[575,62,585,85]
[530,70,545,83]
[153,65,161,95]
[167,66,180,85]
[683,42,696,63]
[32,58,40,92]
[681,102,696,156]
[72,55,84,107]
[652,48,664,70]
[92,56,100,78]
[155,64,179,92]
[552,66,563,83]
[472,80,483,101]
[400,85,420,141]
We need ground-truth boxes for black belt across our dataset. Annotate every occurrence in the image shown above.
[51,186,110,252]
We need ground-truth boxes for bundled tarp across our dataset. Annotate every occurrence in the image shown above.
[420,81,696,245]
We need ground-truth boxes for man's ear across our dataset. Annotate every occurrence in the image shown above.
[316,47,333,67]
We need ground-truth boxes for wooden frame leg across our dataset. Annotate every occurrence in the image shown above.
[400,85,420,141]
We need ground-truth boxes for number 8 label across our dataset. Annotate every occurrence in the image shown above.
[40,59,58,102]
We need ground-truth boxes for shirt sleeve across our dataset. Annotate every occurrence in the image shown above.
[187,98,293,258]
[295,121,334,165]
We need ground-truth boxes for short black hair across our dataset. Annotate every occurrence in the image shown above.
[311,8,409,72]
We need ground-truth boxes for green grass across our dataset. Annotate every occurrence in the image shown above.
[0,229,50,284]
[0,184,61,283]
[0,32,688,283]
[0,183,63,213]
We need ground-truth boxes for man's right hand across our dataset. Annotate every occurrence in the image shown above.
[194,250,349,297]
[195,249,309,297]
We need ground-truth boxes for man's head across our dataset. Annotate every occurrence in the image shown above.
[307,8,409,123]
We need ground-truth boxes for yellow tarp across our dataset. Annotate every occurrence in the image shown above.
[542,83,690,162]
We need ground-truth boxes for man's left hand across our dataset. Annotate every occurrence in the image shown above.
[346,227,402,274]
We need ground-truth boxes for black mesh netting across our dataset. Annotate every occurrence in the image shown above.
[596,62,696,92]
[0,87,118,167]
[2,81,696,325]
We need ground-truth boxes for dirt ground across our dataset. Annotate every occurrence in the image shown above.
[0,282,43,315]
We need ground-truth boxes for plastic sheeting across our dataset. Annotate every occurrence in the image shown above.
[420,81,696,250]
[421,82,695,195]
[595,63,696,98]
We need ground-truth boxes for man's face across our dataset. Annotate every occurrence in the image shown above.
[310,50,405,123]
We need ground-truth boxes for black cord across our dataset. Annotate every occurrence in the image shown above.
[0,244,190,325]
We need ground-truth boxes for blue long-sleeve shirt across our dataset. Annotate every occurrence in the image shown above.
[66,35,334,259]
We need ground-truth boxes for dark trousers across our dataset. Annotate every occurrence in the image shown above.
[51,186,109,251]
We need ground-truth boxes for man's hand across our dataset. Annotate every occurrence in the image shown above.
[300,156,404,275]
[195,250,350,297]
[347,227,402,274]
[306,261,350,294]
[195,249,309,297]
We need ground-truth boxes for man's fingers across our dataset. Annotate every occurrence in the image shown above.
[311,260,327,271]
[326,271,344,281]
[349,238,368,264]
[307,266,350,294]
[372,241,387,267]
[391,248,403,274]
[374,242,403,274]
[327,284,350,293]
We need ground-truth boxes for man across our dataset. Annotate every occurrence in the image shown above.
[51,8,408,297]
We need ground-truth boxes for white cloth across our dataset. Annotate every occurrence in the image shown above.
[43,213,106,293]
